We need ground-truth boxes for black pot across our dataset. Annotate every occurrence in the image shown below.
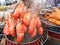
[6,30,48,45]
[0,22,5,34]
[6,33,41,45]
[40,13,60,39]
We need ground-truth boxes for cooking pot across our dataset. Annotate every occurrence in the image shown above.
[6,30,48,45]
[40,10,60,39]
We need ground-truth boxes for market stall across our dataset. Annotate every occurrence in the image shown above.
[0,0,60,45]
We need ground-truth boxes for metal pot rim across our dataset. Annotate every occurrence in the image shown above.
[6,35,40,44]
[0,34,5,40]
[47,29,60,34]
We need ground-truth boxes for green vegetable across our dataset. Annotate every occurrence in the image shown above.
[0,6,8,11]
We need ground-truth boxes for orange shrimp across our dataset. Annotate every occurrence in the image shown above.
[36,17,43,35]
[16,19,27,43]
[8,15,15,37]
[3,21,10,35]
[28,14,37,38]
[22,12,32,26]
